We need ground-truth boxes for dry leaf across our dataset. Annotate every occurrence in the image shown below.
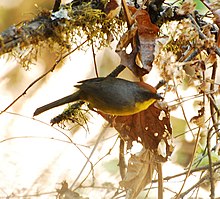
[116,6,159,77]
[190,107,205,128]
[176,0,196,15]
[100,102,173,161]
[105,0,121,19]
[117,49,148,77]
[119,148,156,199]
[134,9,159,72]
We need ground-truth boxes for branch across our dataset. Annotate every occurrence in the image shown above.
[0,11,55,56]
[0,1,117,57]
[0,40,87,115]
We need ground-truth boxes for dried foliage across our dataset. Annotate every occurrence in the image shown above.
[116,6,159,76]
[1,0,220,198]
[119,148,156,199]
[100,102,173,162]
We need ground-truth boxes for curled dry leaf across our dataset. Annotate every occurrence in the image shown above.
[190,107,205,128]
[134,9,159,72]
[105,0,121,19]
[57,181,88,199]
[176,0,196,15]
[117,48,148,77]
[100,102,173,162]
[116,6,159,77]
[119,148,156,199]
[99,102,173,198]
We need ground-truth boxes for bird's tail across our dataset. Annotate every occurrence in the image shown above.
[33,90,81,116]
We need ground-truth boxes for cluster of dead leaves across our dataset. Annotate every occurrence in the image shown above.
[100,102,173,198]
[98,1,173,197]
[104,0,173,153]
[116,4,159,77]
[100,102,173,161]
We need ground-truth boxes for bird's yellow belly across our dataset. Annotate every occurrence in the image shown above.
[134,98,156,113]
[90,98,156,116]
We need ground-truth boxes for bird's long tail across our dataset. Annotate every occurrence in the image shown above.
[33,90,81,116]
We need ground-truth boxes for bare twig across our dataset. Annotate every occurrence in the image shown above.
[157,163,163,199]
[209,60,218,130]
[69,123,110,190]
[175,128,202,199]
[75,135,119,189]
[0,40,87,115]
[119,138,126,179]
[188,14,220,57]
[92,41,99,77]
[151,161,220,182]
[107,64,126,78]
[182,48,201,62]
[207,94,220,119]
[179,175,209,198]
[121,0,133,28]
[2,111,92,159]
[207,127,215,199]
[172,80,195,139]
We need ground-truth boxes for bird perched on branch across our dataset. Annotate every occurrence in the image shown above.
[33,76,162,116]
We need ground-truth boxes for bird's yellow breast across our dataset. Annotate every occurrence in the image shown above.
[134,98,156,113]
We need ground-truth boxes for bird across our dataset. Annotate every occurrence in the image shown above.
[33,76,162,116]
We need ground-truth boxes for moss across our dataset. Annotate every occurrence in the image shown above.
[3,1,123,68]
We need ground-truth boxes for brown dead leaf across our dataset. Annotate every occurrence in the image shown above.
[100,102,173,162]
[116,6,159,77]
[116,24,138,51]
[117,49,149,77]
[119,148,156,199]
[134,9,159,72]
[190,107,205,128]
[104,0,121,19]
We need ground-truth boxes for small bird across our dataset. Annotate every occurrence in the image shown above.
[33,76,162,116]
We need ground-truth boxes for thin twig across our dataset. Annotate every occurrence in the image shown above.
[107,64,126,78]
[179,175,209,198]
[182,48,201,62]
[91,41,99,77]
[207,94,220,119]
[172,80,196,139]
[172,79,202,198]
[175,128,201,199]
[119,138,126,179]
[70,123,110,190]
[76,135,119,189]
[151,161,220,183]
[0,40,87,115]
[121,0,133,28]
[209,60,218,131]
[188,14,220,57]
[3,111,92,160]
[207,127,215,199]
[157,163,163,199]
